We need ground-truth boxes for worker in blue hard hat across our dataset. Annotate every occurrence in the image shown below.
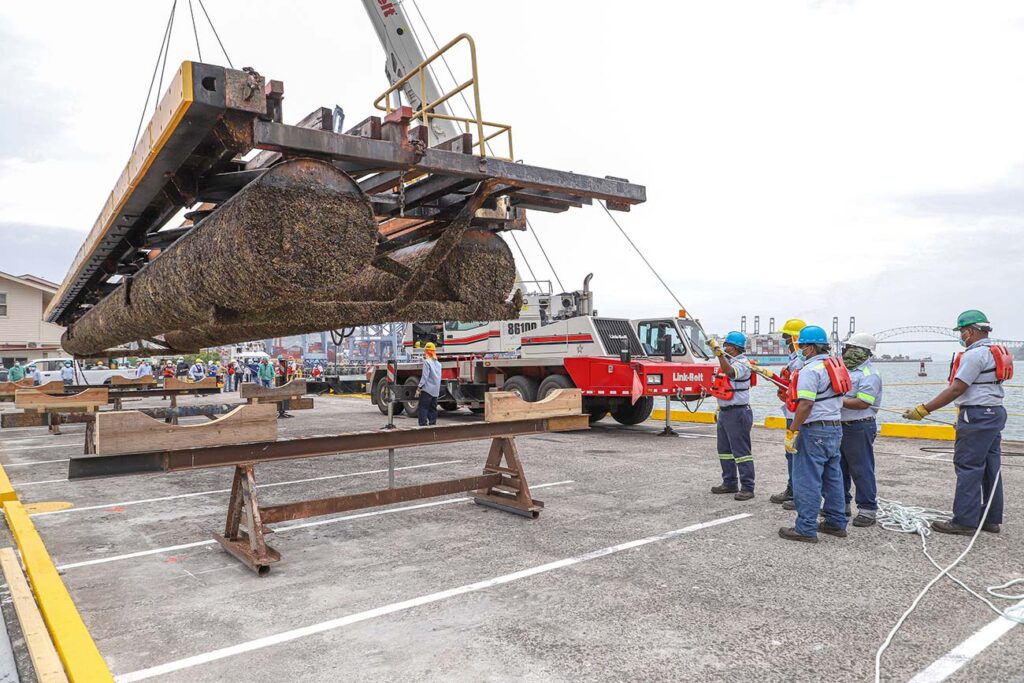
[707,331,756,500]
[902,309,1012,535]
[779,325,849,543]
[60,360,75,386]
[839,333,883,527]
[771,318,807,505]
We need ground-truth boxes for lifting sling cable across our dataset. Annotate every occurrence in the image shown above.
[408,0,561,291]
[132,0,178,153]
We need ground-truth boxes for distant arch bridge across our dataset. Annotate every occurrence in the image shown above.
[872,326,1023,349]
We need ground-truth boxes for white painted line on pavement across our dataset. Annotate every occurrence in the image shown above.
[115,511,749,681]
[1,443,81,452]
[56,480,574,571]
[32,460,464,516]
[3,458,70,467]
[908,601,1024,683]
[16,478,66,487]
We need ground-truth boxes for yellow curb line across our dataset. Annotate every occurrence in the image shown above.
[656,410,955,441]
[0,461,113,682]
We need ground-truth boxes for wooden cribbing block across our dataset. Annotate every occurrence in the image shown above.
[240,379,307,401]
[253,396,314,410]
[0,379,63,400]
[2,412,92,429]
[15,388,108,413]
[0,548,69,682]
[163,376,219,391]
[110,375,157,386]
[93,403,278,456]
[484,388,582,423]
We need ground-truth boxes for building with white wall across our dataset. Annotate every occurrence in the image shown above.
[0,271,65,367]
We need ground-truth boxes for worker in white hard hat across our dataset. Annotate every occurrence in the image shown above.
[839,333,883,527]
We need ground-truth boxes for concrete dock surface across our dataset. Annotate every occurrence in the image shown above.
[1,394,1021,682]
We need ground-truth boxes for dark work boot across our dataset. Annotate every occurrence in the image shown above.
[932,520,976,536]
[778,527,817,543]
[770,487,793,504]
[734,490,754,501]
[711,484,739,494]
[982,523,1001,534]
[781,500,796,511]
[853,514,877,528]
[818,521,848,538]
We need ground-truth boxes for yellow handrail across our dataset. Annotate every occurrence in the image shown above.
[373,33,513,160]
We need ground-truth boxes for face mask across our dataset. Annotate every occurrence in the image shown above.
[800,345,815,359]
[842,346,869,369]
[958,330,969,347]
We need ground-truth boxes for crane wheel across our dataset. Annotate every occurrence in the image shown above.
[610,396,655,425]
[537,374,574,400]
[502,375,539,402]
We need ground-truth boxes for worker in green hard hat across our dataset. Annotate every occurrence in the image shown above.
[903,310,1012,535]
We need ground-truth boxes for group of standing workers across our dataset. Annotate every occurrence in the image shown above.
[707,309,1009,543]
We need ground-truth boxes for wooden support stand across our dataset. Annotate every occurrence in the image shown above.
[110,375,157,387]
[15,389,108,435]
[0,380,63,402]
[213,431,544,576]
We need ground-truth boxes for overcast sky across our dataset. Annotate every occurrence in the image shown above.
[1,0,1022,353]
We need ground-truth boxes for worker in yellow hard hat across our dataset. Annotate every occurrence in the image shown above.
[417,342,442,426]
[773,318,806,507]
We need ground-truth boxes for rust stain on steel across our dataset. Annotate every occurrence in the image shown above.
[259,474,503,524]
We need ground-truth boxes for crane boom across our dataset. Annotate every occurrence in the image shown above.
[361,0,460,144]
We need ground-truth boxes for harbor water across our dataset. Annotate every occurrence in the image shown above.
[722,361,1024,441]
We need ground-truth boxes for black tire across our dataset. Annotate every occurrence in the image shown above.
[610,396,655,425]
[372,377,397,415]
[502,375,539,402]
[537,374,574,400]
[583,396,610,424]
[469,407,485,414]
[439,401,459,412]
[403,376,420,417]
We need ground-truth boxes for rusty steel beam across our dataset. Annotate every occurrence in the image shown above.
[67,415,588,479]
[252,121,647,206]
[260,474,503,524]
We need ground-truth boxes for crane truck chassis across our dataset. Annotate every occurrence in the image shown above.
[368,283,719,426]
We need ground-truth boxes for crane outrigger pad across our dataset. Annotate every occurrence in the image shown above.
[47,60,647,347]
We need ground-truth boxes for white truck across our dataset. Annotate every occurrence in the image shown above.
[27,357,137,386]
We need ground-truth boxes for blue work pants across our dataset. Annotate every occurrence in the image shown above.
[840,419,878,512]
[953,406,1006,528]
[717,406,754,491]
[418,392,438,426]
[791,423,846,537]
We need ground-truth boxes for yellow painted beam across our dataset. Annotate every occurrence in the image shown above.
[0,465,16,503]
[651,408,717,424]
[763,416,787,430]
[3,502,113,682]
[0,547,68,682]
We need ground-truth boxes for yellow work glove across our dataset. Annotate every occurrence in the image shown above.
[708,338,724,357]
[784,429,799,454]
[903,404,930,421]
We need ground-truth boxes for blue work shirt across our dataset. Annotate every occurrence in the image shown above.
[954,338,1004,407]
[60,366,74,382]
[782,350,805,419]
[841,360,882,421]
[795,353,843,422]
[418,358,442,397]
[716,353,752,408]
